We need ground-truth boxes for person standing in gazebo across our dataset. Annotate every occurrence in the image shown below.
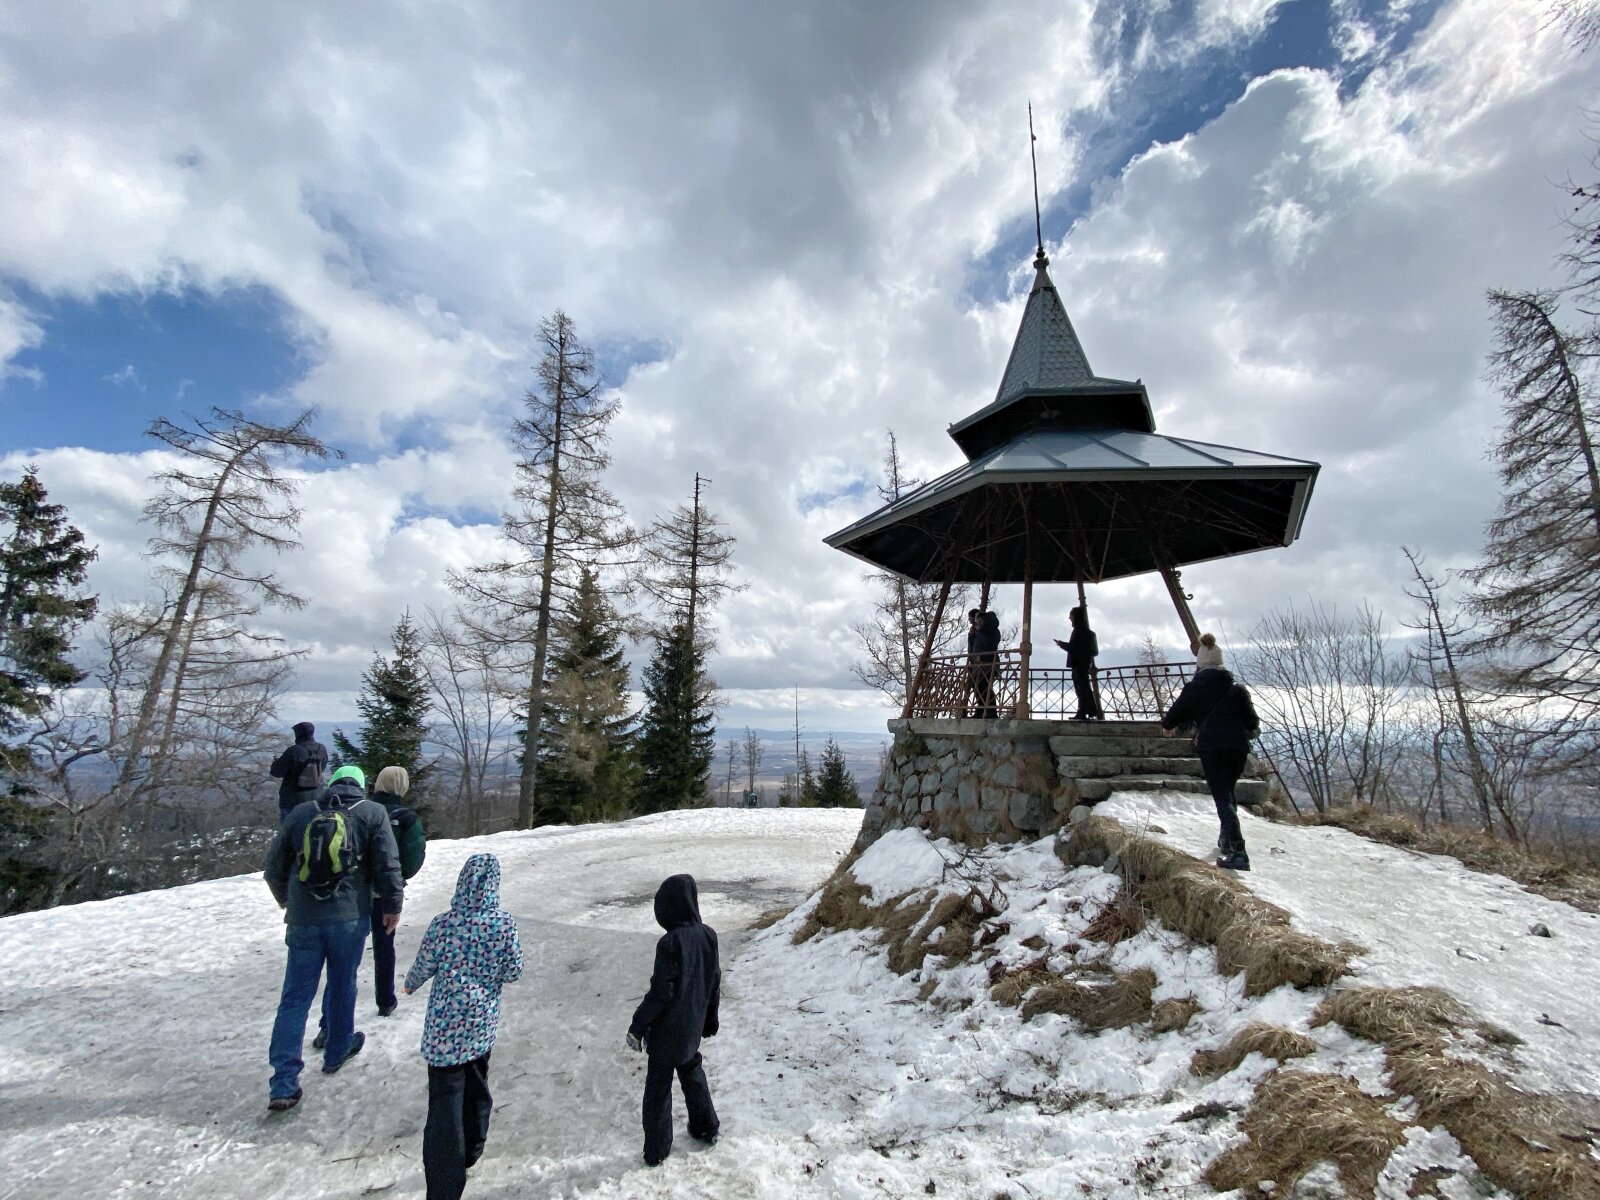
[970,610,1001,719]
[1055,606,1101,721]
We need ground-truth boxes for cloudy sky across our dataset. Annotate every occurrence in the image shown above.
[0,0,1594,744]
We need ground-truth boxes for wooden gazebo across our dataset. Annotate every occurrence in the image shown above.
[826,245,1320,720]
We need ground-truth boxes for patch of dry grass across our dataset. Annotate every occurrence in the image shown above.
[1190,1021,1316,1077]
[1060,815,1356,995]
[1314,986,1600,1200]
[1203,1070,1405,1196]
[748,904,795,931]
[1019,965,1156,1030]
[1309,806,1600,913]
[987,958,1053,1008]
[1150,996,1203,1034]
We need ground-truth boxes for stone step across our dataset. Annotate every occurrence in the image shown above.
[1074,775,1272,806]
[1058,755,1207,779]
[1051,734,1181,757]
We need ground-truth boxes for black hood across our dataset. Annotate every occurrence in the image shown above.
[293,721,316,741]
[1196,666,1235,687]
[323,776,367,807]
[653,874,701,930]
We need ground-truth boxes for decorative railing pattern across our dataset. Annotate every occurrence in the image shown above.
[909,650,1194,721]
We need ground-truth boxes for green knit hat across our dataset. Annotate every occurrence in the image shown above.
[329,764,366,789]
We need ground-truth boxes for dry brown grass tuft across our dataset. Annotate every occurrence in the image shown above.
[1190,1021,1316,1077]
[988,958,1053,1008]
[1061,815,1358,995]
[748,904,795,931]
[1313,986,1600,1199]
[1203,1070,1404,1196]
[1150,996,1203,1034]
[1019,965,1156,1030]
[1081,889,1146,947]
[791,849,873,945]
[886,888,999,976]
[1312,985,1471,1044]
[1386,1043,1600,1200]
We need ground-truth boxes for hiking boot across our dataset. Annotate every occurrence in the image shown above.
[267,1090,302,1113]
[1215,851,1251,872]
[311,1027,327,1051]
[322,1031,365,1074]
[378,1002,397,1017]
[692,1129,720,1147]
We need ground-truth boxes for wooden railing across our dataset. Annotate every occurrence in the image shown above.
[908,650,1194,721]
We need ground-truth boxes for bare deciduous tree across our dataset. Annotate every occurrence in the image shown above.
[851,431,971,705]
[1240,600,1404,812]
[641,471,740,648]
[743,725,763,795]
[417,607,522,836]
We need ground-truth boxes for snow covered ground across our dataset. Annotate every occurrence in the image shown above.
[2,797,1596,1198]
[1099,792,1600,1099]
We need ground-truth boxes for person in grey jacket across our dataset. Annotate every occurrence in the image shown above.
[263,764,405,1111]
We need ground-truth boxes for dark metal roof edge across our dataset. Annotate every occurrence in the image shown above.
[947,379,1151,438]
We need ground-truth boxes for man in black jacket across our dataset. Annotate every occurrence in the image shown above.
[626,873,721,1166]
[269,721,328,823]
[1161,667,1260,871]
[1054,606,1102,720]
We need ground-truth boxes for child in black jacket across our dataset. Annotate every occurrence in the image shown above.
[626,873,721,1166]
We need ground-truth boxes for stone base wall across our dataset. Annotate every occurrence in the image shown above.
[859,718,1071,848]
[857,716,1271,850]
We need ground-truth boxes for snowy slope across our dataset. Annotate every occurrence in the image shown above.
[2,798,1596,1199]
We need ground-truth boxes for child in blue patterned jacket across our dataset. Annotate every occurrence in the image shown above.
[403,853,524,1200]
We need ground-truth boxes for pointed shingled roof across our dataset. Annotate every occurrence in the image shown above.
[993,250,1095,403]
[947,249,1156,458]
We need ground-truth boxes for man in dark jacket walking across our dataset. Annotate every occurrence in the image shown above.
[269,721,328,822]
[1161,667,1260,871]
[626,873,721,1166]
[263,764,405,1111]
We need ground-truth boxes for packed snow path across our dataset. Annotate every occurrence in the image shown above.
[0,809,860,1200]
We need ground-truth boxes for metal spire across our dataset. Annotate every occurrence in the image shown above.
[1028,102,1046,266]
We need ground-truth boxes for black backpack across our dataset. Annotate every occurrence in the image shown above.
[295,748,325,790]
[297,799,359,900]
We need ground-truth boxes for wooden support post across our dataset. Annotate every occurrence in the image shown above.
[903,562,960,719]
[1076,578,1087,615]
[1160,566,1201,656]
[1016,492,1034,719]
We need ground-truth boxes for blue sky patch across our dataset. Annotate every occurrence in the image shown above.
[0,281,306,455]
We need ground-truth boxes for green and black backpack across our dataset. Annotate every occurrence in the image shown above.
[298,799,360,900]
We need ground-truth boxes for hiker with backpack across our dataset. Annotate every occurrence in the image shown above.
[309,763,428,1049]
[1160,665,1261,872]
[403,852,523,1200]
[626,873,721,1167]
[269,721,329,823]
[263,764,405,1112]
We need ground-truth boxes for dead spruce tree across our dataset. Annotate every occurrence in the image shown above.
[851,431,970,705]
[114,408,332,811]
[640,472,740,650]
[453,312,633,829]
[1465,290,1600,750]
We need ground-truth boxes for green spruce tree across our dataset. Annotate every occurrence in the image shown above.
[0,469,98,771]
[536,568,636,824]
[634,620,715,813]
[334,611,432,793]
[814,737,861,808]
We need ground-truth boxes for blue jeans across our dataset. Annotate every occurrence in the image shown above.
[267,918,368,1098]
